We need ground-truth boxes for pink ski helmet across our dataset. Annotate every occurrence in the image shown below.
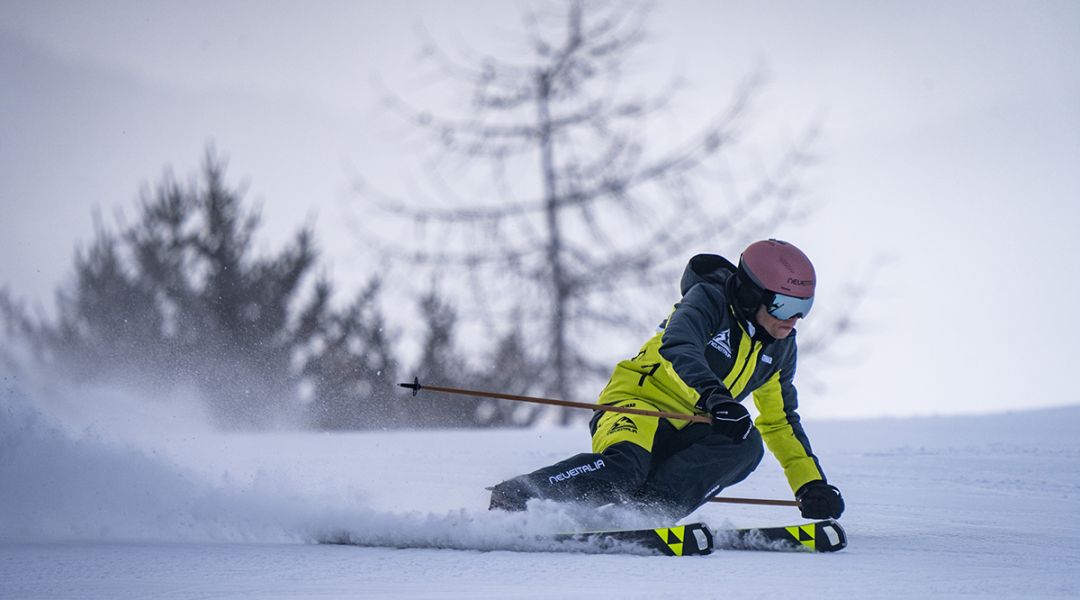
[734,239,816,320]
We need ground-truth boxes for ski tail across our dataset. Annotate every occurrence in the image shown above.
[557,522,714,556]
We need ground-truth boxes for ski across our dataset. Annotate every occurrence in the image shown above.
[556,522,715,556]
[714,519,847,553]
[561,519,846,556]
[317,519,845,556]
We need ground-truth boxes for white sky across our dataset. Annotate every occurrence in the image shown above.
[1,0,1078,419]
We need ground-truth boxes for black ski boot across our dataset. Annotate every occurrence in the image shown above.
[488,479,533,511]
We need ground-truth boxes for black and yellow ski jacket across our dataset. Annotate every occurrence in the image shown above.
[597,254,826,493]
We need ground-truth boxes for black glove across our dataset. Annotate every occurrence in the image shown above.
[704,393,752,442]
[796,480,845,519]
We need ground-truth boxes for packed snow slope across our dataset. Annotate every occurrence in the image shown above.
[1,382,1078,599]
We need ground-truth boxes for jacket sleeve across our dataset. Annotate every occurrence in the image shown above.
[751,344,826,493]
[656,283,729,406]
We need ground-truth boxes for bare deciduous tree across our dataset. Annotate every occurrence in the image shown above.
[354,0,826,423]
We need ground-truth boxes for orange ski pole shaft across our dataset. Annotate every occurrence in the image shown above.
[399,378,712,424]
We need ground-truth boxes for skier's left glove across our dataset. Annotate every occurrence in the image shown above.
[707,400,752,442]
[796,480,845,519]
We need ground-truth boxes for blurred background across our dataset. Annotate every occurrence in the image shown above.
[2,0,1078,430]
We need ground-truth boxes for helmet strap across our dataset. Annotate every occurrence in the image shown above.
[727,270,778,344]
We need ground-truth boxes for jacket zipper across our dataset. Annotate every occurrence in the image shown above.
[728,340,758,393]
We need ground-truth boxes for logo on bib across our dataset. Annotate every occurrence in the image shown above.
[608,416,639,435]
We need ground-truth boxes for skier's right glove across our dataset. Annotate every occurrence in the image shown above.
[704,393,752,442]
[796,480,845,519]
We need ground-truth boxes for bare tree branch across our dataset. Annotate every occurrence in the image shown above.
[348,1,856,423]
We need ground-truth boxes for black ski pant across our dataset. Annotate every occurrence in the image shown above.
[489,416,764,520]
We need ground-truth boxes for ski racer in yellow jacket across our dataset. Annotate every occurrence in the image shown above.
[489,240,845,521]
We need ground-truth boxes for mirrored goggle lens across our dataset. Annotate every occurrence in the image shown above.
[767,293,814,320]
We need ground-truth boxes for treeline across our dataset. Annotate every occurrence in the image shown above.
[0,152,547,430]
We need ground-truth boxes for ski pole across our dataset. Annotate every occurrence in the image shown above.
[707,496,800,507]
[399,378,712,424]
[401,380,798,509]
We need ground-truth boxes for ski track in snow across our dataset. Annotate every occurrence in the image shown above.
[1,381,1078,599]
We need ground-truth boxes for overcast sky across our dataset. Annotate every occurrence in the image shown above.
[2,0,1078,420]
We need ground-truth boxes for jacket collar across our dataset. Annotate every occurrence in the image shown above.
[731,304,778,346]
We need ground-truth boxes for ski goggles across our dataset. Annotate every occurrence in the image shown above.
[766,292,814,320]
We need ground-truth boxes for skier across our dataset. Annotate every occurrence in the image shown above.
[488,239,844,521]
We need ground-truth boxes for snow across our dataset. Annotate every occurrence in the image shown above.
[2,382,1078,599]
